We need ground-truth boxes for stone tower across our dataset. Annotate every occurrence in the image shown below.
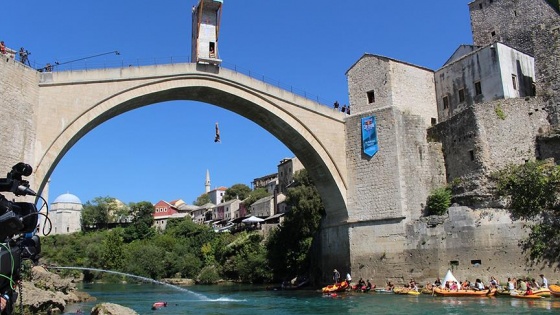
[191,0,223,65]
[205,169,211,193]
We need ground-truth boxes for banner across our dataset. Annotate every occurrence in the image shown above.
[361,116,379,157]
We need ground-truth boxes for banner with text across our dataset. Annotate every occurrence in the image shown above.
[362,116,379,157]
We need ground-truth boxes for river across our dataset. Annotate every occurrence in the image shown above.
[62,283,560,315]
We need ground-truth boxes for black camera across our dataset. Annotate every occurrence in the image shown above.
[0,163,38,241]
[0,163,42,314]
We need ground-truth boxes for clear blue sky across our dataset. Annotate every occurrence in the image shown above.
[1,0,473,206]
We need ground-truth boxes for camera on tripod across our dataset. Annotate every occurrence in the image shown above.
[0,163,42,314]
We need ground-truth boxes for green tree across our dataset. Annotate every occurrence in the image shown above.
[243,188,271,208]
[194,193,211,206]
[81,196,118,229]
[124,242,166,279]
[101,229,125,270]
[493,160,560,263]
[266,169,325,280]
[123,201,155,242]
[221,232,272,283]
[223,184,252,202]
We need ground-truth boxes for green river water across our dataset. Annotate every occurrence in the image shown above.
[60,282,560,315]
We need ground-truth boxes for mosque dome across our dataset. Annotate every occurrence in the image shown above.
[52,193,82,205]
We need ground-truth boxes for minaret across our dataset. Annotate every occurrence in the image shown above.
[205,169,211,193]
[191,0,223,65]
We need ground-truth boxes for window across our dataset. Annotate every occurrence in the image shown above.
[491,31,496,37]
[443,96,449,109]
[474,81,482,95]
[209,42,216,57]
[479,3,483,9]
[512,74,518,90]
[471,259,482,266]
[367,90,375,104]
[469,150,475,161]
[458,88,465,103]
[431,118,437,126]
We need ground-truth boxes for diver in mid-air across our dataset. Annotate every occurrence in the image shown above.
[214,122,221,143]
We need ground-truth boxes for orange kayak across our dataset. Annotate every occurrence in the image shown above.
[322,281,349,293]
[550,284,560,297]
[433,287,496,297]
[510,292,544,299]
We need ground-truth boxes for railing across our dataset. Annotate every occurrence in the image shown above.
[27,54,332,106]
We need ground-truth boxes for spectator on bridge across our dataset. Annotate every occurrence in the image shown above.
[44,63,53,72]
[341,105,346,113]
[0,41,6,55]
[333,101,339,110]
[19,47,30,65]
[346,105,351,115]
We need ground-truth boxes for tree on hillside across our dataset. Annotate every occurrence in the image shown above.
[266,169,325,280]
[492,160,560,263]
[193,193,211,206]
[244,188,271,208]
[224,183,252,202]
[123,201,156,242]
[81,196,118,230]
[101,229,125,270]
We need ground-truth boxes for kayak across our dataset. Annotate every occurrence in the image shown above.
[393,287,420,295]
[532,288,551,297]
[549,284,560,297]
[510,292,544,299]
[374,288,393,294]
[433,287,496,297]
[322,281,349,293]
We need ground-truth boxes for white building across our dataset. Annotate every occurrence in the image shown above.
[435,42,535,122]
[49,193,83,235]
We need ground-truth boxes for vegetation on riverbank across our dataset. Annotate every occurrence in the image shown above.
[492,159,560,264]
[41,170,324,285]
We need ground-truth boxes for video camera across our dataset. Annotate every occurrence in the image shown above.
[0,163,42,314]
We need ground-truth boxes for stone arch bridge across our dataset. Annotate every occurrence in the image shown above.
[34,63,349,222]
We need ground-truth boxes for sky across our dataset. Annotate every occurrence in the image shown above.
[1,0,474,206]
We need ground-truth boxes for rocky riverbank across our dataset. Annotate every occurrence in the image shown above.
[17,266,137,315]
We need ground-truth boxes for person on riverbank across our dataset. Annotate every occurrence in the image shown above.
[507,277,516,292]
[540,274,548,288]
[333,269,340,283]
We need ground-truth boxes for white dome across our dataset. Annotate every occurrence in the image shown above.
[52,193,82,205]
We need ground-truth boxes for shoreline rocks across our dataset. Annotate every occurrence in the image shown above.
[19,266,95,314]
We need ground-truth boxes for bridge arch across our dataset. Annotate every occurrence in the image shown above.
[35,64,348,220]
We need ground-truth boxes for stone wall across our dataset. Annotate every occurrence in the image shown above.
[428,97,550,205]
[0,55,40,193]
[347,206,549,286]
[534,22,560,126]
[469,0,559,56]
[346,54,437,126]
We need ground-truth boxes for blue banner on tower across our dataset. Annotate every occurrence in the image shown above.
[362,116,379,157]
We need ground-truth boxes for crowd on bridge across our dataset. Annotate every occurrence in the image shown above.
[1,39,52,72]
[333,101,351,114]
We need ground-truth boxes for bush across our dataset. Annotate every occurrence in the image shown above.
[197,265,220,284]
[426,187,452,215]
